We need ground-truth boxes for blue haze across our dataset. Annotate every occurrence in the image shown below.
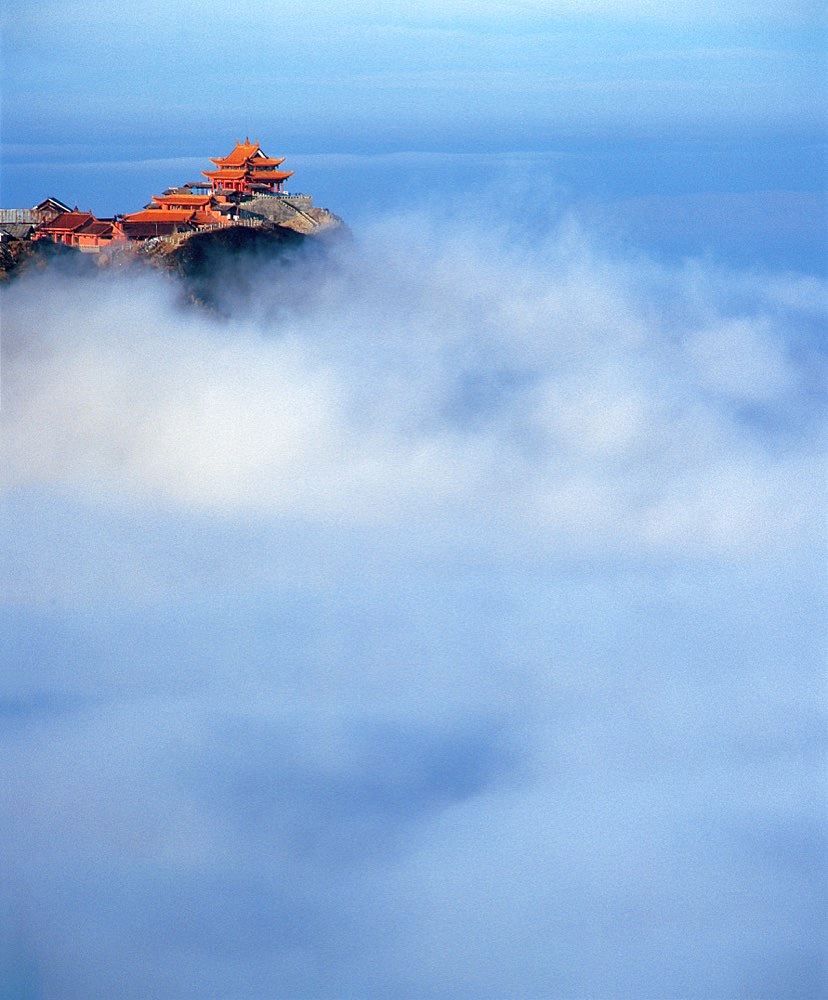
[1,2,826,998]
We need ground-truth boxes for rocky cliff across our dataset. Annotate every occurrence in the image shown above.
[134,222,340,312]
[238,195,343,235]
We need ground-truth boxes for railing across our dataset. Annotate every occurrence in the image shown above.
[245,192,311,201]
[281,199,319,228]
[198,218,268,231]
[151,217,269,245]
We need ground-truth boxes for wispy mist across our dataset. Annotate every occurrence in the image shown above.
[1,213,825,998]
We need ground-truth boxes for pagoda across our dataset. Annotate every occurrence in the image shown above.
[202,138,294,196]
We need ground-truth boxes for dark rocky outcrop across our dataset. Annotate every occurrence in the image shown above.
[143,223,320,312]
[0,216,348,311]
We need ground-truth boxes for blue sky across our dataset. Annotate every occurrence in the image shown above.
[3,0,824,146]
[1,3,826,998]
[2,0,826,270]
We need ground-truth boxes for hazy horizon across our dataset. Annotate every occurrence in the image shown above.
[1,2,825,998]
[2,0,826,272]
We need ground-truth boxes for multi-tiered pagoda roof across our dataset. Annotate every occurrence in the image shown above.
[202,138,294,195]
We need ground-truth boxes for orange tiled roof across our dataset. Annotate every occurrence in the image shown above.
[39,211,95,232]
[202,169,247,180]
[210,139,261,167]
[248,170,293,182]
[79,221,117,236]
[123,209,196,223]
[193,210,226,224]
[152,194,212,207]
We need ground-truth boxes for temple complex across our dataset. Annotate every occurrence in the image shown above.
[201,138,293,195]
[120,140,299,238]
[3,138,340,255]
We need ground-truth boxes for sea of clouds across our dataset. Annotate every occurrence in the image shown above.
[1,211,825,998]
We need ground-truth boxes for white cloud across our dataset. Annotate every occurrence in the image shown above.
[0,211,824,999]
[686,316,797,403]
[1,216,821,562]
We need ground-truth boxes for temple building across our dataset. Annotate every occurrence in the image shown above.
[1,198,72,242]
[121,191,229,239]
[33,210,125,250]
[201,138,293,195]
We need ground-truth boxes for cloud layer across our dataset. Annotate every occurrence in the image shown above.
[2,217,823,555]
[1,215,825,998]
